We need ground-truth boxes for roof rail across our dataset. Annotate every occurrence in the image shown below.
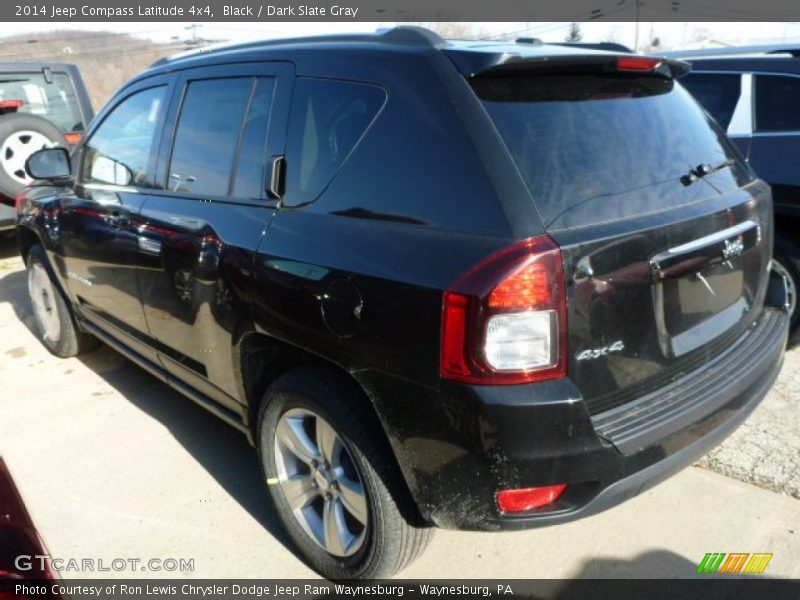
[151,26,446,68]
[656,43,800,59]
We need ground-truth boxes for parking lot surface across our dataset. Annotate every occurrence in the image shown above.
[1,237,799,579]
[697,333,800,499]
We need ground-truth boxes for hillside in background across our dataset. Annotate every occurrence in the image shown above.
[0,30,185,110]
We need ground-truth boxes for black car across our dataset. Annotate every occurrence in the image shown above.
[670,44,800,331]
[0,61,94,232]
[16,28,790,579]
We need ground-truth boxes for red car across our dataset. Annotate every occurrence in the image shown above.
[0,458,59,599]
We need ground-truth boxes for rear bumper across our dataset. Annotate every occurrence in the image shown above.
[358,307,788,531]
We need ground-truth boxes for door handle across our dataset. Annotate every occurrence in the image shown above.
[105,213,130,229]
[268,155,285,200]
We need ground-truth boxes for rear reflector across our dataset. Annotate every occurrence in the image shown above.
[64,131,82,145]
[0,99,23,110]
[497,484,568,513]
[617,56,662,72]
[14,191,26,214]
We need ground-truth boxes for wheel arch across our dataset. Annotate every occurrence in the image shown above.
[233,329,428,523]
[16,223,39,264]
[235,329,378,438]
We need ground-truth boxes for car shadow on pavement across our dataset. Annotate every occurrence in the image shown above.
[788,327,800,350]
[0,266,37,336]
[74,347,299,555]
[0,234,17,259]
[0,244,300,563]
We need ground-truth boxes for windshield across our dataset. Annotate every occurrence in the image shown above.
[0,72,84,132]
[472,73,753,230]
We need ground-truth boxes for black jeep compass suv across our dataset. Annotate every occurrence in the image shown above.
[16,27,790,579]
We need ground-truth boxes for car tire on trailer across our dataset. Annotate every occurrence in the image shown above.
[257,365,433,579]
[0,113,66,199]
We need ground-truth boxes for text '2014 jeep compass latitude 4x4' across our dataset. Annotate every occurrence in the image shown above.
[16,28,790,579]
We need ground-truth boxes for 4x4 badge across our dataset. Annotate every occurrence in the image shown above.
[723,236,745,259]
[576,340,625,361]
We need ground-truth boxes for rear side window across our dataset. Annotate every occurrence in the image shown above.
[755,75,800,132]
[81,86,166,187]
[680,73,741,130]
[0,72,84,132]
[169,78,252,197]
[473,74,748,229]
[283,78,385,206]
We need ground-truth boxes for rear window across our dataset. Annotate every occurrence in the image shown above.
[0,72,83,132]
[680,72,741,130]
[472,74,749,229]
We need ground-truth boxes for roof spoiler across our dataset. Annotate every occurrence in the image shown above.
[448,51,691,79]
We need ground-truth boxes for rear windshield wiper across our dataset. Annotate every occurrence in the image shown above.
[680,159,735,186]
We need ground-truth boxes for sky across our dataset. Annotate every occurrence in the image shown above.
[2,21,800,51]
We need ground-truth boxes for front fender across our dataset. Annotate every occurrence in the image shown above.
[15,185,74,303]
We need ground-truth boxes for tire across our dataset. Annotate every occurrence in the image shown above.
[773,255,799,333]
[26,244,99,357]
[0,113,66,198]
[257,366,433,579]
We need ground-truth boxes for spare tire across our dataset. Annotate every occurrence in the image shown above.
[0,113,66,198]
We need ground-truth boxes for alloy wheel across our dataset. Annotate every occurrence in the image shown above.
[274,408,368,557]
[28,261,61,343]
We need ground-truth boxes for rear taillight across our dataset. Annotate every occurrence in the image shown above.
[617,56,662,72]
[441,236,568,385]
[14,191,26,214]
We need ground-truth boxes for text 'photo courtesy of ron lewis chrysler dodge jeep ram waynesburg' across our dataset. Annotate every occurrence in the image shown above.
[10,27,795,579]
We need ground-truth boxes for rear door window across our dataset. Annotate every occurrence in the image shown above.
[282,78,385,206]
[0,72,84,132]
[680,72,741,130]
[472,73,750,229]
[168,78,252,197]
[755,74,800,132]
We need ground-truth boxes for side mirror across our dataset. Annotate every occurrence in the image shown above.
[25,147,71,180]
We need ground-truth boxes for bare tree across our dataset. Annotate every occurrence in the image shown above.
[565,23,583,43]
